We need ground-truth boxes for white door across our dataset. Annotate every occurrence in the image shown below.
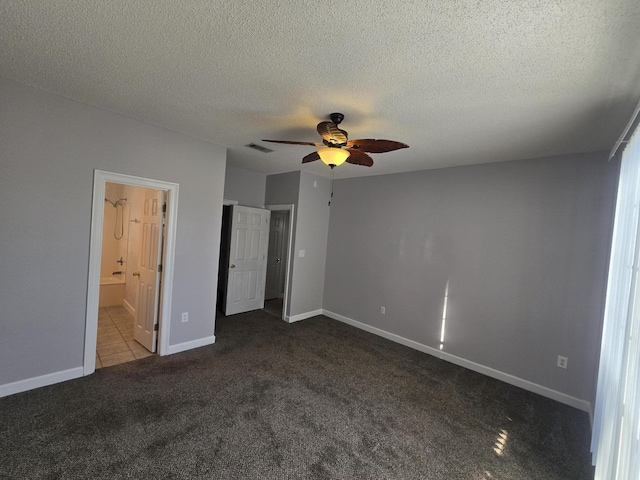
[133,189,165,352]
[265,211,286,300]
[225,205,270,315]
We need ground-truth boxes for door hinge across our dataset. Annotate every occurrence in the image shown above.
[154,324,159,331]
[162,203,167,213]
[158,264,162,272]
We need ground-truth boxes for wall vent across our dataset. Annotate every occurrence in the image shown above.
[245,143,274,153]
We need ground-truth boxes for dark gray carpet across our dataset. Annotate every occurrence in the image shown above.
[0,311,594,479]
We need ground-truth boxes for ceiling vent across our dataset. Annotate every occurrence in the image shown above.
[245,143,273,154]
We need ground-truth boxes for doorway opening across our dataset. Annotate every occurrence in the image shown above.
[264,204,295,321]
[263,209,290,319]
[96,182,166,368]
[218,205,271,316]
[85,170,179,375]
[216,203,294,321]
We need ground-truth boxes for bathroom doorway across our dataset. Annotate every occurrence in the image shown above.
[97,182,165,368]
[85,170,179,376]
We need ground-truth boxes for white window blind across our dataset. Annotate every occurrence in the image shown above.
[591,125,640,479]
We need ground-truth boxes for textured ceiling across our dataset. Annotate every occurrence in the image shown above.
[1,1,640,178]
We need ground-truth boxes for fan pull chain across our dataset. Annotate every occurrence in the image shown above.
[329,166,335,206]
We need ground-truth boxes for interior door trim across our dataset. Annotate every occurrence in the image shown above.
[84,169,179,375]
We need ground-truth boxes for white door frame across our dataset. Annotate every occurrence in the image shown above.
[84,169,179,375]
[264,204,295,321]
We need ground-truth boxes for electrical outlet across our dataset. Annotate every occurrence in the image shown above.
[380,306,386,315]
[181,312,189,323]
[557,355,568,369]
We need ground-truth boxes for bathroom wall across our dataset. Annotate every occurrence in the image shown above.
[101,182,129,280]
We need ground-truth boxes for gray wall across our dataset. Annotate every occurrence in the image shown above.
[265,171,301,206]
[265,171,331,318]
[323,152,618,403]
[289,172,331,317]
[224,164,266,207]
[0,78,226,386]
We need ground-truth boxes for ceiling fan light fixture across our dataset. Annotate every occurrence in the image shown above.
[262,113,408,168]
[318,147,349,167]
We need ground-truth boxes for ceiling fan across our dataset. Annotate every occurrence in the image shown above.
[262,113,409,168]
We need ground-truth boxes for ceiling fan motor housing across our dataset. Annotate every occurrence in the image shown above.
[329,112,345,125]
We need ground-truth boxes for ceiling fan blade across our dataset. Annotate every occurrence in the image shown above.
[346,139,409,153]
[262,139,321,146]
[345,150,373,167]
[302,151,321,164]
[317,121,348,145]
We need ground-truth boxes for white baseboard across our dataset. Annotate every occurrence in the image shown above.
[285,309,323,323]
[323,309,592,413]
[0,367,84,399]
[122,298,135,316]
[2,335,217,397]
[165,335,216,355]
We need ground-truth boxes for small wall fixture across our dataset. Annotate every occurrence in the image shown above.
[318,147,350,167]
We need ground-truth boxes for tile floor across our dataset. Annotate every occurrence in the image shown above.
[96,305,153,368]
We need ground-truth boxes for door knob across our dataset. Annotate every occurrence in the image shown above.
[132,271,140,276]
[276,258,281,262]
[230,264,236,268]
